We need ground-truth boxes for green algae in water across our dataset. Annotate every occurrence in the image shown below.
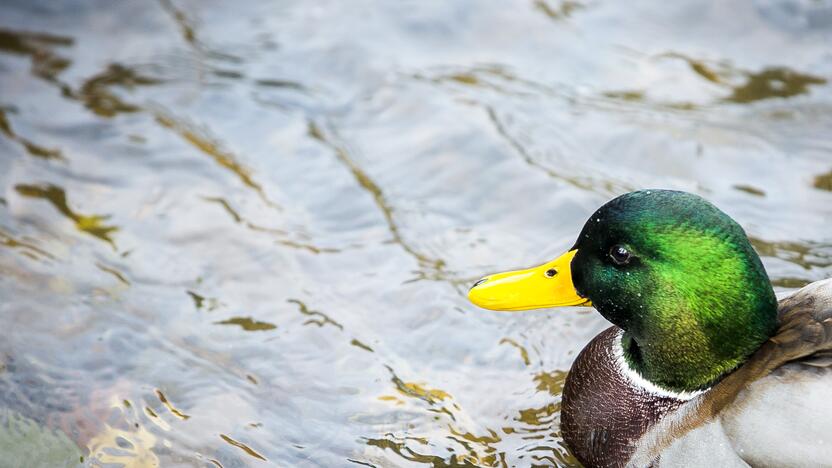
[0,408,82,468]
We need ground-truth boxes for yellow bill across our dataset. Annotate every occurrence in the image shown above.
[468,249,591,311]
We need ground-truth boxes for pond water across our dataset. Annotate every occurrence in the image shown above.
[1,0,831,466]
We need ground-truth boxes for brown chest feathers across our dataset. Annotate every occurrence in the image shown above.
[561,327,690,467]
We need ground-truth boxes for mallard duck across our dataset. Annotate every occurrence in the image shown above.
[468,189,832,467]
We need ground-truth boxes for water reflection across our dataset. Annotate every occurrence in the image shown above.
[0,228,53,260]
[219,434,267,462]
[533,0,584,20]
[154,111,279,209]
[0,0,830,466]
[289,299,343,330]
[0,28,72,82]
[154,390,190,420]
[306,121,467,290]
[0,108,63,160]
[499,338,531,366]
[750,237,832,271]
[79,65,160,118]
[726,67,827,103]
[87,422,159,467]
[202,196,336,253]
[663,53,827,103]
[95,262,130,286]
[732,184,766,197]
[14,184,119,248]
[0,408,81,467]
[215,316,277,331]
[815,170,832,191]
[186,290,221,311]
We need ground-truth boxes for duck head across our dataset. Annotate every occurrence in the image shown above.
[469,190,778,393]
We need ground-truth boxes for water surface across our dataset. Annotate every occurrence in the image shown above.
[1,0,831,466]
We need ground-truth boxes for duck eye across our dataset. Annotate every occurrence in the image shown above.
[609,244,632,266]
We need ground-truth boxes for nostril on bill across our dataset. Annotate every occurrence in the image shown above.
[470,278,488,290]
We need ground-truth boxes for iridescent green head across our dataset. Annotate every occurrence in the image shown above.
[571,190,777,392]
[469,190,778,393]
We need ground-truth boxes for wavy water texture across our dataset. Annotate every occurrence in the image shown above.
[0,0,830,466]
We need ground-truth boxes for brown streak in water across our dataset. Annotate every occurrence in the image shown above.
[411,68,533,98]
[409,62,567,98]
[364,434,478,467]
[347,459,378,467]
[533,0,584,20]
[155,389,191,420]
[749,236,832,270]
[517,402,559,427]
[95,262,130,285]
[350,338,374,352]
[254,79,307,91]
[211,69,245,79]
[658,52,735,85]
[186,290,222,311]
[726,67,827,104]
[155,112,280,210]
[771,277,815,288]
[158,0,197,45]
[202,196,338,254]
[0,108,64,160]
[378,395,405,406]
[602,90,645,102]
[277,238,338,254]
[187,290,206,309]
[202,196,245,224]
[0,228,54,260]
[79,64,161,118]
[600,88,700,112]
[158,0,243,64]
[386,366,452,406]
[733,184,766,197]
[219,433,267,461]
[443,435,494,465]
[499,338,531,366]
[814,169,832,191]
[307,121,445,272]
[0,28,73,83]
[288,298,344,330]
[533,369,567,395]
[145,406,158,418]
[303,104,485,293]
[447,425,502,448]
[14,183,119,248]
[483,104,616,193]
[215,316,277,331]
[659,53,827,103]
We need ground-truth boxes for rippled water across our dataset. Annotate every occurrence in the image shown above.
[1,1,831,466]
